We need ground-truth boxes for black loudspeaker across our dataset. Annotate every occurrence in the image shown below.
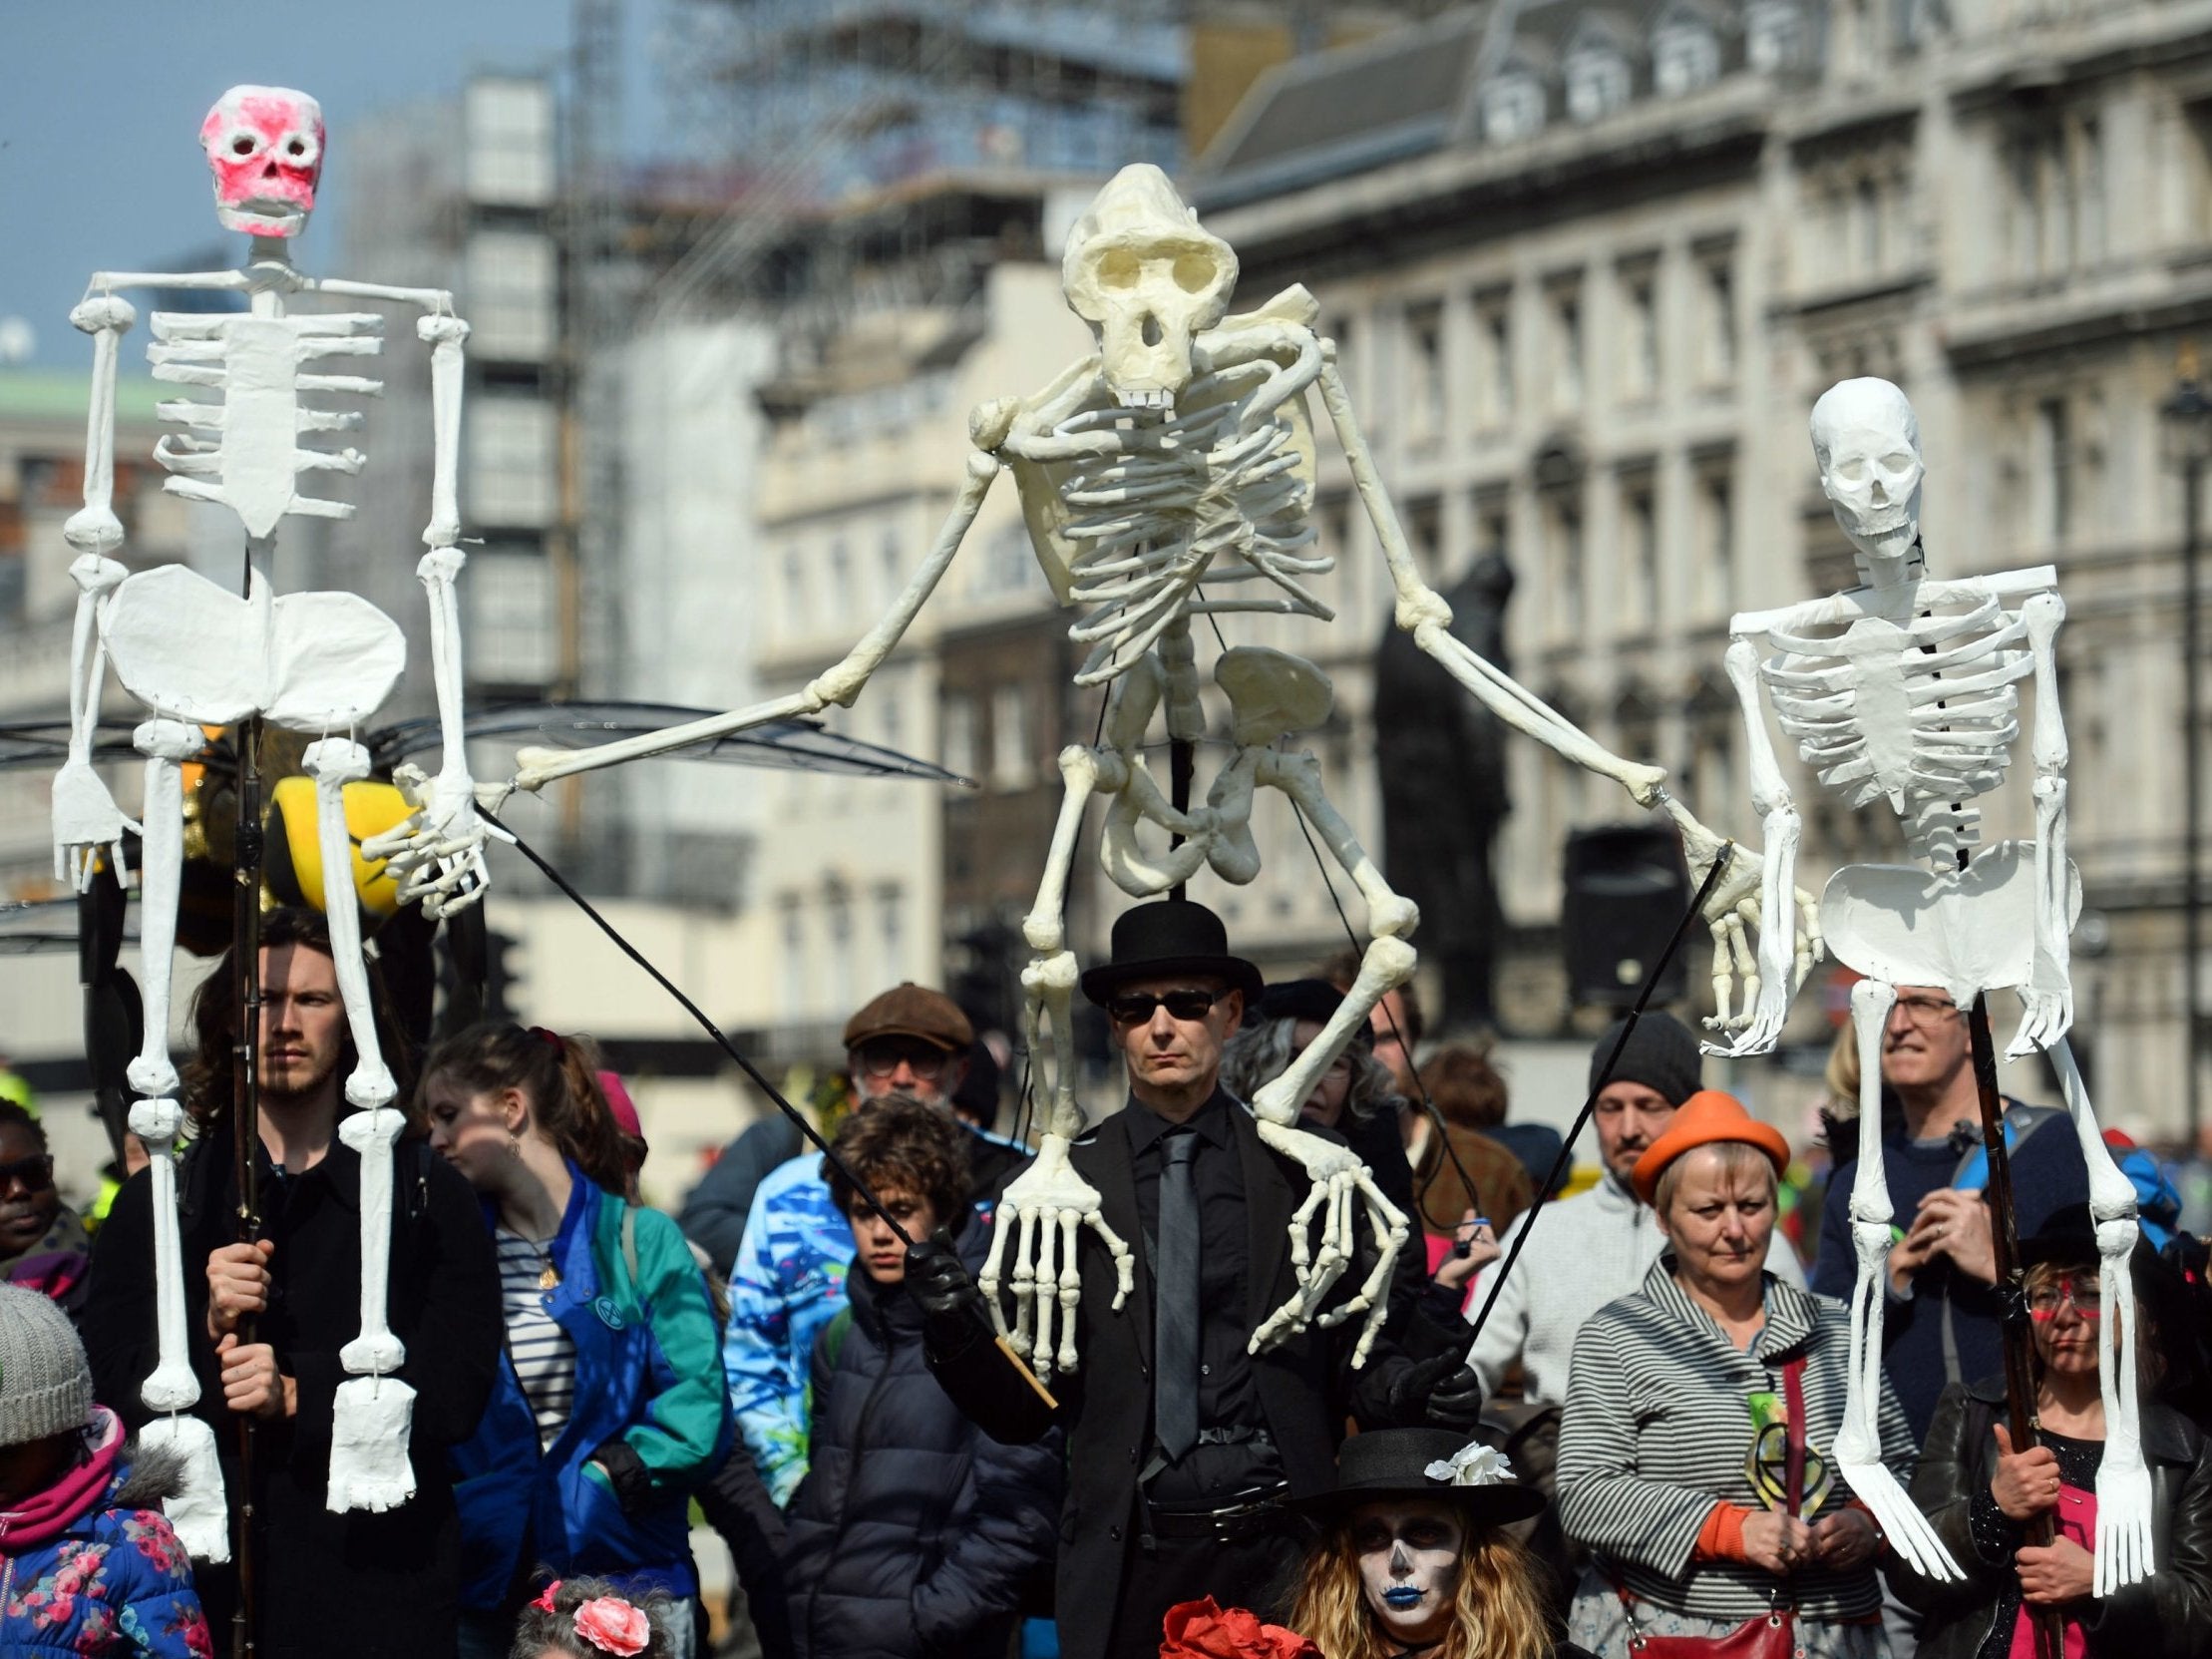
[1561,823,1692,1008]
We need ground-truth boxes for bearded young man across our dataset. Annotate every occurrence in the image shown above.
[82,907,500,1659]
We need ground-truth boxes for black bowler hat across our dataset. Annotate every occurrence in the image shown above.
[1249,979,1374,1049]
[1079,899,1265,1007]
[1294,1427,1546,1527]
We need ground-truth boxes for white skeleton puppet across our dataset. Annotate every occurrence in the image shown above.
[51,86,487,1522]
[508,165,1804,1382]
[1711,377,2150,1590]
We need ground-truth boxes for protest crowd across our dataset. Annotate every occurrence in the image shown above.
[6,894,2211,1659]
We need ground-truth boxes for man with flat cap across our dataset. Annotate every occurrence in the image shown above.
[912,899,1483,1659]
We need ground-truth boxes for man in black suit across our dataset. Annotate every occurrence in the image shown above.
[912,898,1481,1659]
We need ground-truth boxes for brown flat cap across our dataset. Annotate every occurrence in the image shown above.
[844,983,973,1052]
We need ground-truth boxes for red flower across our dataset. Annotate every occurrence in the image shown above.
[571,1595,652,1657]
[1160,1597,1319,1659]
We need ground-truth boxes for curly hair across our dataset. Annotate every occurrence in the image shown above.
[508,1576,674,1659]
[180,906,414,1133]
[822,1094,971,1223]
[418,1023,630,1198]
[1290,1509,1553,1659]
[1221,1018,1403,1126]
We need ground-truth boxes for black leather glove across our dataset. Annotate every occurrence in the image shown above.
[1384,1348,1465,1427]
[1424,1365,1487,1434]
[907,1229,990,1354]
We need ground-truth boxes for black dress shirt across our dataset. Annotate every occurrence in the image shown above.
[1124,1088,1285,1502]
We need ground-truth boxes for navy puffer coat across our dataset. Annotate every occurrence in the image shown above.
[781,1211,1061,1659]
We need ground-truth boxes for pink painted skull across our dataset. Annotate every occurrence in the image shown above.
[199,86,324,238]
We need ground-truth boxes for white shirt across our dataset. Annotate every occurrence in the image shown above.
[1464,1170,1809,1408]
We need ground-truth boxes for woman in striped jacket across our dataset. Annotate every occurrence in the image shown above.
[1557,1092,1916,1659]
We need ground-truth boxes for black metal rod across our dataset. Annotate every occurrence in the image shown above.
[2185,453,2203,1148]
[1465,841,1735,1343]
[228,710,262,1659]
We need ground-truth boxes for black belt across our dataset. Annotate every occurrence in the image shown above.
[1140,1482,1292,1545]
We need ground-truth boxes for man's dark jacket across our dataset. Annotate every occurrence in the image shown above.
[1898,1375,2212,1659]
[81,1113,501,1659]
[924,1097,1458,1659]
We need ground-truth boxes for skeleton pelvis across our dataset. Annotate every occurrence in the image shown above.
[1821,842,2081,1006]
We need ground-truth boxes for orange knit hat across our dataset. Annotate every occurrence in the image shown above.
[1631,1088,1791,1205]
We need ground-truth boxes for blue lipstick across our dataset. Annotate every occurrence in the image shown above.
[1383,1588,1423,1609]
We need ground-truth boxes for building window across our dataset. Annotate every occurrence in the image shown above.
[466,541,556,687]
[465,229,555,360]
[1482,74,1547,144]
[1548,279,1585,413]
[825,886,854,1016]
[783,548,806,633]
[1567,44,1633,124]
[1546,495,1586,640]
[876,886,904,982]
[1696,466,1735,617]
[1406,301,1445,446]
[1620,264,1659,401]
[1697,254,1736,385]
[468,396,556,527]
[990,685,1031,790]
[1473,289,1514,431]
[779,898,807,1020]
[1474,486,1511,563]
[1747,0,1807,70]
[1622,475,1660,630]
[464,79,554,207]
[881,531,903,597]
[1653,17,1721,96]
[942,692,978,781]
[2030,396,2072,548]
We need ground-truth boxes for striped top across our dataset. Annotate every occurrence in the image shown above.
[496,1228,577,1451]
[1559,1259,1916,1621]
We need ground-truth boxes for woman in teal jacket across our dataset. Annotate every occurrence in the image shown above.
[422,1024,731,1659]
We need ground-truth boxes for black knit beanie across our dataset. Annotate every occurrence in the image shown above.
[1588,1013,1701,1106]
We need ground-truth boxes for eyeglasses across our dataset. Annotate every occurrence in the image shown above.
[0,1153,55,1195]
[2028,1278,2103,1319]
[1107,988,1226,1026]
[853,1040,950,1081]
[1890,994,1964,1030]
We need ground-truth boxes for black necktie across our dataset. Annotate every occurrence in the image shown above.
[1155,1132,1201,1462]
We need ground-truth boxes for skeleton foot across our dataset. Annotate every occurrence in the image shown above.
[1248,1118,1405,1367]
[363,763,509,919]
[977,1131,1132,1382]
[52,761,138,892]
[2005,987,2073,1060]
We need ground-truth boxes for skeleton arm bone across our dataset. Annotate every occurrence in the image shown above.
[54,296,142,891]
[512,450,1002,790]
[86,269,253,295]
[2012,591,2073,1057]
[1707,636,1804,1056]
[362,317,506,918]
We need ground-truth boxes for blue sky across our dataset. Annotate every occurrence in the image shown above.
[0,1,665,367]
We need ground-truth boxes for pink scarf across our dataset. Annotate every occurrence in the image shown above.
[2006,1481,2095,1659]
[0,1406,125,1553]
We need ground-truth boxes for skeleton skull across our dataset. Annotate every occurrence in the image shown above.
[1810,377,1924,573]
[199,86,324,238]
[1062,164,1237,413]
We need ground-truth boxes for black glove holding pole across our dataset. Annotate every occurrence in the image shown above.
[907,1228,993,1356]
[1387,1348,1488,1432]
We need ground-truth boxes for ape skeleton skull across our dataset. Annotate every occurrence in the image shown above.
[1809,377,1924,573]
[1060,163,1238,412]
[198,85,325,238]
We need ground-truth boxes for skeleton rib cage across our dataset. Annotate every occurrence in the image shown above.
[148,310,385,535]
[1753,585,2044,868]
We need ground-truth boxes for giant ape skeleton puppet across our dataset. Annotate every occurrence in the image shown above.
[52,87,499,1548]
[512,165,1813,1379]
[1709,377,2150,1590]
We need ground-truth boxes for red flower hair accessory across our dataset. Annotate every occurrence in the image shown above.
[572,1595,651,1657]
[531,1581,563,1613]
[1160,1597,1318,1659]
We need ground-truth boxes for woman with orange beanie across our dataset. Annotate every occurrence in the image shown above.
[1556,1091,1917,1658]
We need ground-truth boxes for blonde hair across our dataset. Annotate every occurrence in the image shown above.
[1653,1138,1778,1219]
[1290,1512,1552,1659]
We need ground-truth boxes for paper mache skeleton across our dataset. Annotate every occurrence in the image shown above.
[1709,376,2150,1589]
[506,164,1809,1382]
[54,86,501,1545]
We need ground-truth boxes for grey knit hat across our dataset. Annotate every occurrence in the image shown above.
[1588,1012,1701,1107]
[0,1282,95,1447]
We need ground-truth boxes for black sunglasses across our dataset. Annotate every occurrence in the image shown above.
[1107,988,1226,1026]
[0,1153,55,1194]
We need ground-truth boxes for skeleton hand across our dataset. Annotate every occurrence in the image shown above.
[977,1130,1133,1383]
[2006,987,2073,1060]
[363,763,511,920]
[1248,1117,1407,1368]
[53,761,139,893]
[1672,810,1823,1053]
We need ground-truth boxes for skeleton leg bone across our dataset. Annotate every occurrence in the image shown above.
[2044,1039,2152,1590]
[1836,980,1962,1580]
[126,717,229,1559]
[307,737,418,1514]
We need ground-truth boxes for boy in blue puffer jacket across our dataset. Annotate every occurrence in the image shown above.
[781,1097,1062,1659]
[0,1283,210,1659]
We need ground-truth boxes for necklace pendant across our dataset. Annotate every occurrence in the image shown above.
[539,1260,560,1291]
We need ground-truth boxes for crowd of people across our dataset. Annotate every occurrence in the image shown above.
[3,894,2209,1659]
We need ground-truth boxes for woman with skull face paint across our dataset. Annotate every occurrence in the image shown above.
[1290,1427,1582,1659]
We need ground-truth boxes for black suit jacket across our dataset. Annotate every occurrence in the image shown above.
[926,1096,1453,1659]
